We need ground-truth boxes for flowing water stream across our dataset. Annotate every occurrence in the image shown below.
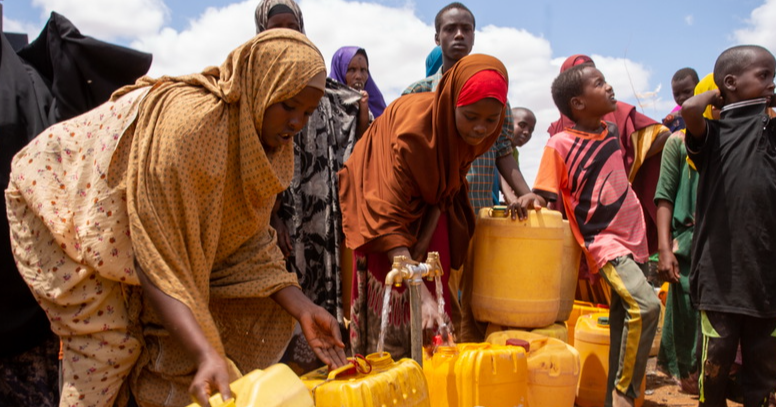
[376,286,392,356]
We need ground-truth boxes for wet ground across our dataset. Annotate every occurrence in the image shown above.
[642,357,743,407]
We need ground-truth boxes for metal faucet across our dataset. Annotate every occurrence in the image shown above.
[383,252,444,365]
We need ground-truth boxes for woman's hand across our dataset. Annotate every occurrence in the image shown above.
[190,351,232,407]
[508,192,545,221]
[272,286,347,368]
[270,213,292,258]
[420,283,447,330]
[298,306,348,368]
[657,247,680,284]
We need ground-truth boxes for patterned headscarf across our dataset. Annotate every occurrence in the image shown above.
[254,0,305,34]
[329,46,387,117]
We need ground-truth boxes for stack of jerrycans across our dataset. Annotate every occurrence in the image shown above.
[299,352,430,406]
[574,313,646,407]
[423,342,529,407]
[487,330,580,407]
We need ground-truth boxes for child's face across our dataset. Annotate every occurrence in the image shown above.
[672,76,697,107]
[455,97,504,146]
[511,110,536,147]
[731,50,776,103]
[575,67,617,118]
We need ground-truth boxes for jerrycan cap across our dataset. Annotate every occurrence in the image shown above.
[489,205,509,218]
[597,316,610,327]
[505,338,530,352]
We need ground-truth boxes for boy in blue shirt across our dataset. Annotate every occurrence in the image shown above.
[683,44,776,406]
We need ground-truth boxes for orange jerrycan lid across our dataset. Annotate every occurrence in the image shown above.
[505,338,530,352]
[596,316,610,327]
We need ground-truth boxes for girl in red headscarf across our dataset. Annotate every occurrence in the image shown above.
[339,54,509,358]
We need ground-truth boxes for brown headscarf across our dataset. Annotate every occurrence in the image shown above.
[338,54,508,269]
[254,0,306,33]
[119,30,325,404]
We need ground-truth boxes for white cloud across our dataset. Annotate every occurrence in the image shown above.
[30,0,169,40]
[734,0,776,51]
[130,1,257,77]
[2,16,42,38]
[12,0,666,184]
[685,15,694,26]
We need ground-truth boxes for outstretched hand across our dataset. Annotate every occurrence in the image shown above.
[190,351,232,407]
[299,306,348,369]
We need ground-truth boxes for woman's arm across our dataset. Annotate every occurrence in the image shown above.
[411,206,441,261]
[137,268,231,407]
[269,194,292,258]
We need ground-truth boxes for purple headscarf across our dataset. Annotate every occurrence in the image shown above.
[329,46,386,117]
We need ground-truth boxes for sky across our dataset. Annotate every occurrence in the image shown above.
[4,0,776,183]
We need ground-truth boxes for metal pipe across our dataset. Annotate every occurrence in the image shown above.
[408,283,423,365]
[405,263,429,365]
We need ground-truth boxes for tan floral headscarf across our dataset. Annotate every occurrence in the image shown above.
[120,29,326,404]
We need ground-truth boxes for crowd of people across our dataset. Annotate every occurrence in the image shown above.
[2,1,776,407]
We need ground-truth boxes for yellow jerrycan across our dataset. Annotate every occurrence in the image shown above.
[557,220,583,322]
[471,207,564,328]
[423,342,529,407]
[574,313,646,407]
[185,364,313,407]
[567,300,609,345]
[300,353,429,407]
[485,322,569,343]
[486,330,580,407]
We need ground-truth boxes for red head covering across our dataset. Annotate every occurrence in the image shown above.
[456,69,508,107]
[560,54,593,73]
[339,54,508,269]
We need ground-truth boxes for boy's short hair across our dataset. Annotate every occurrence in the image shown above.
[434,2,476,33]
[714,45,771,95]
[551,63,593,120]
[672,67,699,84]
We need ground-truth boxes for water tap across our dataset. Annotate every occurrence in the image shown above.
[384,252,442,287]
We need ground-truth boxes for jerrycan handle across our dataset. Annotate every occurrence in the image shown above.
[192,394,235,407]
[459,343,491,352]
[488,205,508,218]
[326,354,372,380]
[210,398,235,407]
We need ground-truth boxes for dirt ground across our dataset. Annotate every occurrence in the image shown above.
[642,357,742,407]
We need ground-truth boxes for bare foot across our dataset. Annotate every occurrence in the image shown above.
[612,389,635,407]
